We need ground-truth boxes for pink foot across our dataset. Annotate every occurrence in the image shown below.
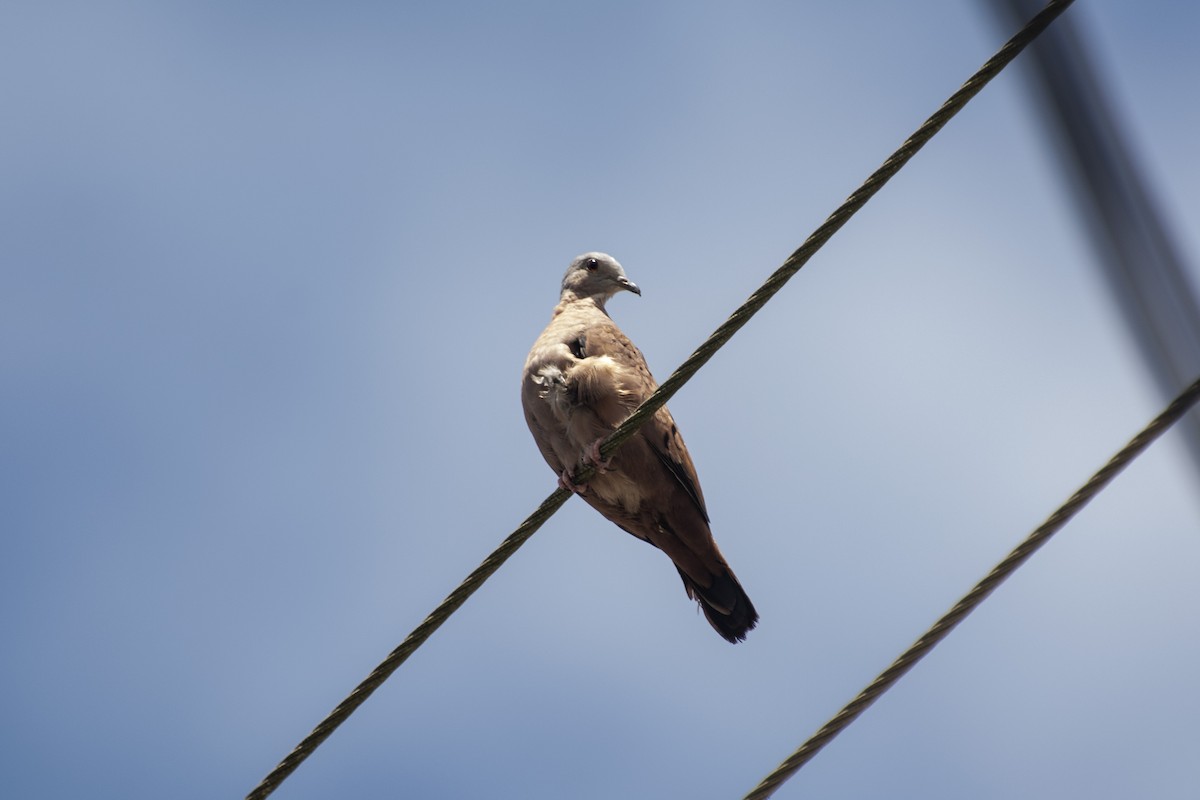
[558,469,587,495]
[584,438,612,473]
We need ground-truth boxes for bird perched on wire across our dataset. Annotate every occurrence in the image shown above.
[521,252,758,643]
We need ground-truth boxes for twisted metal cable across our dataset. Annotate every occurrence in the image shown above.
[592,0,1076,466]
[744,373,1200,800]
[246,2,1074,797]
[244,489,570,800]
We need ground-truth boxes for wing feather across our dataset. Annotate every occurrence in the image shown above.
[581,321,710,522]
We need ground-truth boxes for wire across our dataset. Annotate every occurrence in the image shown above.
[743,373,1200,800]
[245,2,1076,797]
[244,489,571,800]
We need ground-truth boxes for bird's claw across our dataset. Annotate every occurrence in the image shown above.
[585,438,612,473]
[559,469,587,495]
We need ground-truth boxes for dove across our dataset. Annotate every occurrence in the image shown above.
[521,252,758,643]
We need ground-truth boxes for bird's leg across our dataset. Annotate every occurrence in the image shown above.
[558,468,587,495]
[583,438,612,473]
[558,439,611,494]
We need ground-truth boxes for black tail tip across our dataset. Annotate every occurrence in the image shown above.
[703,602,759,644]
[680,568,759,643]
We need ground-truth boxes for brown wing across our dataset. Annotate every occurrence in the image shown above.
[580,321,710,522]
[574,317,758,643]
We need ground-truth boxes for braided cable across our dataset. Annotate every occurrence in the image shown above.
[743,374,1200,800]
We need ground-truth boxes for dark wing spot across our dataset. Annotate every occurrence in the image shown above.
[568,336,586,360]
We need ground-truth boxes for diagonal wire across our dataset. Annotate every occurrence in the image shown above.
[245,2,1074,797]
[244,488,572,800]
[743,373,1200,800]
[594,0,1074,470]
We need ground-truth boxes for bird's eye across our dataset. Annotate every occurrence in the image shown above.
[586,258,599,272]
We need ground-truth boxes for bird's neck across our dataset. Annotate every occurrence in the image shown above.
[556,292,609,316]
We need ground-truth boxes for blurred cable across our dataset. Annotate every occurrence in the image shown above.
[989,0,1200,476]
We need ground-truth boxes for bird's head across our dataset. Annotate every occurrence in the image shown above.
[560,252,641,307]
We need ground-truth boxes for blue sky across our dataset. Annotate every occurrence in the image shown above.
[3,2,1199,798]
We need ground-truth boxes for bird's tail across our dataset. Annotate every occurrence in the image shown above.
[678,567,758,644]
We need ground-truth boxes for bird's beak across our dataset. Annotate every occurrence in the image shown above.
[617,276,641,296]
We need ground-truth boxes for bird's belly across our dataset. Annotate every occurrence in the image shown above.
[589,469,645,514]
